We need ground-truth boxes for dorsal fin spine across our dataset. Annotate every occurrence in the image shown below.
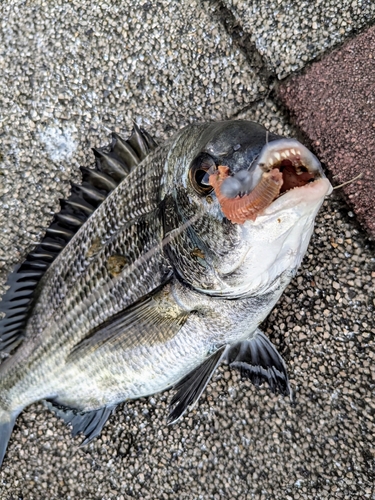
[0,126,158,353]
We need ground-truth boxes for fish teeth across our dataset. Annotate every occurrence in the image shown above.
[264,148,303,170]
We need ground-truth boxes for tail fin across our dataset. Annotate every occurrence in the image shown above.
[0,410,17,468]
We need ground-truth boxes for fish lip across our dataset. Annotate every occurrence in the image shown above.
[253,138,322,176]
[259,177,333,217]
[246,137,330,215]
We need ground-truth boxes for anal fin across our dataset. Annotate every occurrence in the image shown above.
[0,410,18,467]
[44,400,115,446]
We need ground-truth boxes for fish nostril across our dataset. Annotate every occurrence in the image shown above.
[220,176,242,198]
[220,170,255,199]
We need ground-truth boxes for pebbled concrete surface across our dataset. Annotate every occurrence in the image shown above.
[0,0,375,499]
[278,25,375,239]
[223,0,375,78]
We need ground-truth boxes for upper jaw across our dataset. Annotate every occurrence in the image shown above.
[255,138,322,176]
[246,138,324,192]
[218,138,325,199]
[252,138,332,215]
[244,138,330,203]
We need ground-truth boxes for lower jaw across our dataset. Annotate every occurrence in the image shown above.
[261,177,333,216]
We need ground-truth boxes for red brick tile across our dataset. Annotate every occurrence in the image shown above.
[278,26,375,239]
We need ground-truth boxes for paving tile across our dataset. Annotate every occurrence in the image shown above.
[0,0,265,286]
[223,0,375,78]
[278,25,375,239]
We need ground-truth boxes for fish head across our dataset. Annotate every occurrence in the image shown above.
[162,120,332,298]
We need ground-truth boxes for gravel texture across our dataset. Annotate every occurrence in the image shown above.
[0,0,265,288]
[278,25,375,239]
[237,98,298,139]
[223,0,375,78]
[1,98,374,498]
[1,1,375,499]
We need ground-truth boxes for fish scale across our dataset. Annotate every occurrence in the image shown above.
[0,120,332,467]
[0,133,166,370]
[26,147,170,341]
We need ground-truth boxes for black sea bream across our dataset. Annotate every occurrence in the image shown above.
[0,121,332,466]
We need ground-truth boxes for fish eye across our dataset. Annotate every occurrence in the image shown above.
[189,154,216,195]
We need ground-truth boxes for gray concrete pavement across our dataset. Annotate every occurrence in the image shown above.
[224,0,375,78]
[0,1,374,499]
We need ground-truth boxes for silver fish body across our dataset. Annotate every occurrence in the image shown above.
[0,120,332,466]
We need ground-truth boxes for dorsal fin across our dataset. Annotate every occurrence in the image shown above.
[0,125,157,353]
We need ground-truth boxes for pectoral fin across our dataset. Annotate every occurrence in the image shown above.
[225,329,291,398]
[68,283,188,359]
[168,347,226,424]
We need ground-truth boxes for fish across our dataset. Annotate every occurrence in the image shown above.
[0,120,332,467]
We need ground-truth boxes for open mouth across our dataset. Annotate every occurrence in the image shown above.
[256,139,320,193]
[208,139,324,224]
